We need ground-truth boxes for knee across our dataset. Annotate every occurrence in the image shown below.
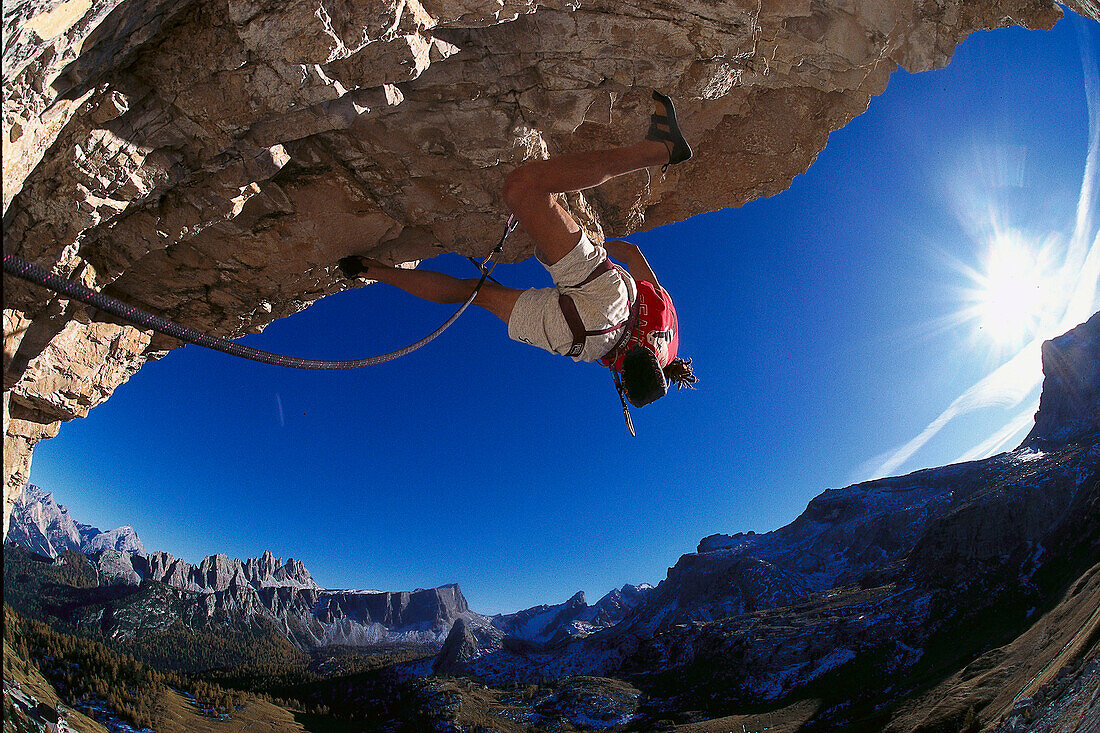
[503,164,547,212]
[474,283,521,324]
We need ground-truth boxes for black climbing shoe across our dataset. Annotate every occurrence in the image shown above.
[646,90,692,172]
[337,255,370,279]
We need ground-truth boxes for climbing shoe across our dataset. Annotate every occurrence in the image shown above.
[646,90,692,172]
[337,255,370,279]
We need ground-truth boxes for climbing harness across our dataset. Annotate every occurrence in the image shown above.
[557,259,632,358]
[2,215,519,370]
[554,257,645,436]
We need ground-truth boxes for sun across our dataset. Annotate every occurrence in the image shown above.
[961,231,1060,346]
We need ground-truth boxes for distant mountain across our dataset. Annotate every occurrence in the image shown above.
[4,545,481,649]
[6,541,648,653]
[4,483,482,649]
[6,484,145,558]
[5,479,657,654]
[1023,311,1100,447]
[88,547,322,592]
[426,313,1100,730]
[490,584,653,646]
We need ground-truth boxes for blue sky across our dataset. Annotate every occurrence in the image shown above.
[30,11,1100,614]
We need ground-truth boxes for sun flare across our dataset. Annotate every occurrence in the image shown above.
[962,231,1061,346]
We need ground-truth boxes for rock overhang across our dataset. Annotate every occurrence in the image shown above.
[3,0,1097,534]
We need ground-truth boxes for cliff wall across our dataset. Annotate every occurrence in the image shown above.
[3,0,1094,534]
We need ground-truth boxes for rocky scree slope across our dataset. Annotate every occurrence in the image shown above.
[5,0,1097,534]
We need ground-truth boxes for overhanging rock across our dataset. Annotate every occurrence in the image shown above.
[3,0,1095,534]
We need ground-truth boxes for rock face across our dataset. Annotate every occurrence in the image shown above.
[5,487,478,648]
[443,439,1096,685]
[1023,311,1100,449]
[491,584,653,645]
[3,0,1093,535]
[492,591,591,644]
[88,547,429,643]
[134,549,321,592]
[6,482,145,557]
[433,617,483,675]
[313,584,469,635]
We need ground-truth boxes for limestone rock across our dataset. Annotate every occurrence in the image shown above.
[80,524,144,554]
[6,482,146,557]
[92,547,143,584]
[1023,311,1100,449]
[314,582,469,628]
[3,0,1095,535]
[581,583,652,628]
[491,590,590,643]
[5,483,83,556]
[433,617,481,674]
[137,549,323,592]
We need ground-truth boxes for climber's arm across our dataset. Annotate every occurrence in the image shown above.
[604,240,660,289]
[365,264,522,324]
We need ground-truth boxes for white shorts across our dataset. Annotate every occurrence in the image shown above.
[507,233,636,362]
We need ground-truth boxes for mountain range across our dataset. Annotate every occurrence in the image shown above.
[6,484,654,649]
[4,311,1098,731]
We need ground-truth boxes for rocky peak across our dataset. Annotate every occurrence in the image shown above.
[243,550,317,589]
[697,531,762,554]
[580,584,653,628]
[80,525,145,554]
[1023,311,1100,449]
[246,550,278,579]
[199,554,239,591]
[492,591,590,643]
[433,618,481,676]
[124,549,321,593]
[6,483,145,558]
[490,586,652,645]
[315,582,469,627]
[629,318,1100,632]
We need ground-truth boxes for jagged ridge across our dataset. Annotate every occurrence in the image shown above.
[6,483,145,558]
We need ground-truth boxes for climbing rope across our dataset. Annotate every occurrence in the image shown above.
[2,216,519,370]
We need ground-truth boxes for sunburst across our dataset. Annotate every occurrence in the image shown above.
[958,230,1064,349]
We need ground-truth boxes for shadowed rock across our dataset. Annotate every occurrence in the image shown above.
[1024,312,1100,449]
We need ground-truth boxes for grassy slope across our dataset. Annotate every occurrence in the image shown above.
[149,692,309,733]
[3,608,313,733]
[886,562,1100,731]
[669,699,822,733]
[4,639,112,733]
[4,637,311,733]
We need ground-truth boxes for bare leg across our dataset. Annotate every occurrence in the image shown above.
[503,140,669,265]
[347,137,669,323]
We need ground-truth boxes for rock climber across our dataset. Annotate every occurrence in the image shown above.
[338,91,697,416]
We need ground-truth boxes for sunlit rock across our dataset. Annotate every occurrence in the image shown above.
[3,0,1094,535]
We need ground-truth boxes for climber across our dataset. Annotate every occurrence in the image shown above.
[338,91,697,412]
